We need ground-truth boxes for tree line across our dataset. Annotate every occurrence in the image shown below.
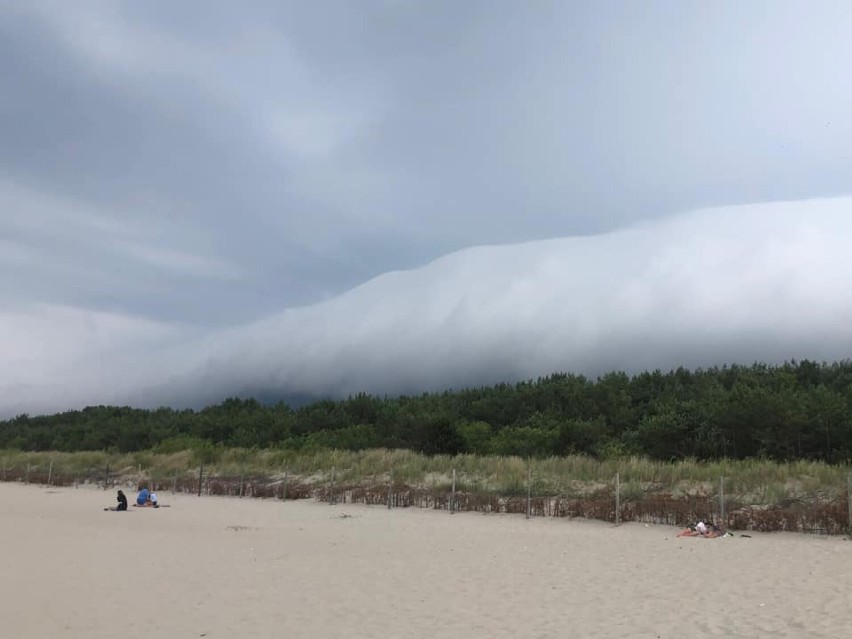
[3,360,852,462]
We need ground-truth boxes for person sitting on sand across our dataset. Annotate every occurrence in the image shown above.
[677,521,709,537]
[677,520,726,538]
[135,488,150,506]
[149,491,159,508]
[104,490,129,511]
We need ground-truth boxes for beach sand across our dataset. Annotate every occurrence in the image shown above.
[1,482,850,638]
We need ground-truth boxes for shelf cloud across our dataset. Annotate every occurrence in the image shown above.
[4,197,851,416]
[3,2,852,416]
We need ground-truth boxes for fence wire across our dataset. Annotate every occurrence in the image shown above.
[2,462,849,535]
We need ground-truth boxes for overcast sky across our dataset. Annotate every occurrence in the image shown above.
[3,1,852,416]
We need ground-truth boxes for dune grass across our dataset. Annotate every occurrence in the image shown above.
[1,447,849,505]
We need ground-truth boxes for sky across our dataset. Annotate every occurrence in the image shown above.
[2,1,852,416]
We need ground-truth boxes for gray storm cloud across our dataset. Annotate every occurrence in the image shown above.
[5,3,852,420]
[5,1,852,325]
[4,197,851,416]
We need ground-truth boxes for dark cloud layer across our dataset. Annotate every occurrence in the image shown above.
[2,2,852,415]
[5,198,852,416]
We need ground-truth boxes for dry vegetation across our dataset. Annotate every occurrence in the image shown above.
[2,448,850,534]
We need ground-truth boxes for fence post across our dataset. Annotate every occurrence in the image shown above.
[239,471,245,498]
[172,469,178,493]
[103,463,109,490]
[282,472,288,500]
[330,466,336,505]
[451,468,456,514]
[615,473,621,526]
[847,474,851,535]
[25,463,30,484]
[47,460,54,486]
[719,476,726,525]
[197,465,203,497]
[526,465,532,520]
[387,469,392,510]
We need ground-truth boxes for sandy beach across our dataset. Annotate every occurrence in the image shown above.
[1,482,850,638]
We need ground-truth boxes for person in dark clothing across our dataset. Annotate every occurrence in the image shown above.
[116,490,128,511]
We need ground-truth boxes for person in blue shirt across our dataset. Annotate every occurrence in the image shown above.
[136,488,150,506]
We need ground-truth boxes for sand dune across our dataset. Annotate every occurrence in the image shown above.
[1,482,850,638]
